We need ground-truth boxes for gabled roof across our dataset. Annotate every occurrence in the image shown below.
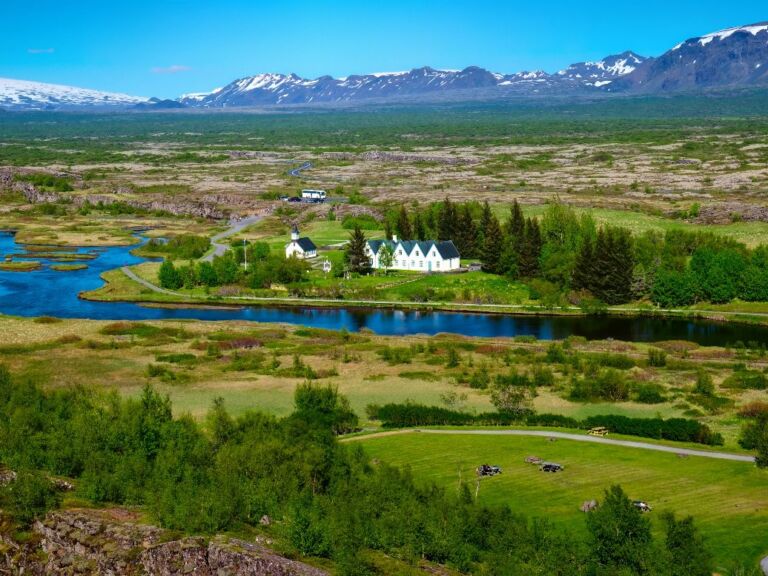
[434,240,460,259]
[296,237,316,252]
[367,239,460,260]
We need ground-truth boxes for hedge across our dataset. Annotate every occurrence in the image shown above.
[367,403,723,446]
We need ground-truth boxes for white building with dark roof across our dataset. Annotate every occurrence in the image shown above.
[365,235,460,272]
[285,225,317,259]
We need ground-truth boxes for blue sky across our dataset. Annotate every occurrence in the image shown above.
[2,1,766,98]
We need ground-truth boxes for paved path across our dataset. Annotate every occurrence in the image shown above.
[121,266,182,296]
[202,215,263,262]
[287,161,312,177]
[347,429,756,463]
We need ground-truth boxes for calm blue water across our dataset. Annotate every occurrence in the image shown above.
[1,232,766,345]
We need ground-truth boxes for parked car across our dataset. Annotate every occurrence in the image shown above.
[587,427,609,437]
[476,464,502,477]
[540,462,564,473]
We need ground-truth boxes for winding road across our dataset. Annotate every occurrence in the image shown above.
[287,161,313,177]
[201,214,264,262]
[345,429,756,463]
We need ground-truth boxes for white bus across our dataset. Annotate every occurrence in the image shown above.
[301,189,326,202]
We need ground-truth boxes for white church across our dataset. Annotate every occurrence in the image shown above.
[285,225,317,259]
[365,236,460,272]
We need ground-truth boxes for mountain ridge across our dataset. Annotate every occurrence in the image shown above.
[2,21,768,110]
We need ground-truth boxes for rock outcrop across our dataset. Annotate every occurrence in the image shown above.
[0,509,326,576]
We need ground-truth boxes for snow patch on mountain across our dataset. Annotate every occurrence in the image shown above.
[0,77,146,109]
[672,22,768,50]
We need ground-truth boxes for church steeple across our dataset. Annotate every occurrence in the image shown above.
[291,224,300,241]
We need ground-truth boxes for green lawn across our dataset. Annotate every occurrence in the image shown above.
[358,432,768,569]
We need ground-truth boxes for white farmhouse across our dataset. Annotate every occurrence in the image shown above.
[365,236,460,272]
[285,225,317,259]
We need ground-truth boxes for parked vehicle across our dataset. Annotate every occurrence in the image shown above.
[540,462,564,473]
[632,500,652,512]
[588,427,609,437]
[476,464,502,477]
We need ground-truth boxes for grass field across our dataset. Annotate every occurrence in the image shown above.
[357,432,768,568]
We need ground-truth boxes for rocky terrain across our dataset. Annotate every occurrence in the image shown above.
[0,509,326,575]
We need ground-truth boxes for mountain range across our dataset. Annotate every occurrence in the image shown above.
[2,21,767,110]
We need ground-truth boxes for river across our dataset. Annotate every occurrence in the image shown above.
[1,232,767,345]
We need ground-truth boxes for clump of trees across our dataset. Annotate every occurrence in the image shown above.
[158,241,309,291]
[143,234,211,259]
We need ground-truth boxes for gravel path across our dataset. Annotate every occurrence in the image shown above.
[350,429,756,463]
[121,266,182,296]
[201,214,263,262]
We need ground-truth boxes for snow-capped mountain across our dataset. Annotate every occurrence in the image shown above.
[557,51,649,88]
[180,55,647,107]
[0,78,147,110]
[611,22,768,92]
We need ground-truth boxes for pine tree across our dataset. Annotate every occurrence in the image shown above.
[507,200,525,244]
[395,205,412,240]
[438,197,456,241]
[606,227,634,304]
[590,227,634,305]
[413,212,426,241]
[344,226,371,274]
[572,237,595,292]
[455,205,477,258]
[478,200,492,248]
[481,215,504,274]
[518,218,542,278]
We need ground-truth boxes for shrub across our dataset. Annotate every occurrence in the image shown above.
[570,369,630,402]
[1,470,62,525]
[721,369,767,390]
[634,383,666,404]
[647,348,667,367]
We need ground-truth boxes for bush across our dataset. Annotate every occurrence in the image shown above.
[647,348,667,367]
[721,369,767,390]
[634,383,666,404]
[1,470,61,525]
[570,369,630,402]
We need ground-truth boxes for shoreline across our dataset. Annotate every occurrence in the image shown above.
[80,277,768,327]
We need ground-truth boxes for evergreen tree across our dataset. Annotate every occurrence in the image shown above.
[438,197,457,241]
[455,205,477,258]
[344,226,371,274]
[413,212,426,241]
[384,220,393,241]
[481,215,504,274]
[158,260,182,290]
[572,237,595,293]
[479,201,492,239]
[518,218,542,278]
[605,227,634,304]
[507,199,526,253]
[395,205,412,240]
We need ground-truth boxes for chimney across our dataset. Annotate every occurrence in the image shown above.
[392,234,398,243]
